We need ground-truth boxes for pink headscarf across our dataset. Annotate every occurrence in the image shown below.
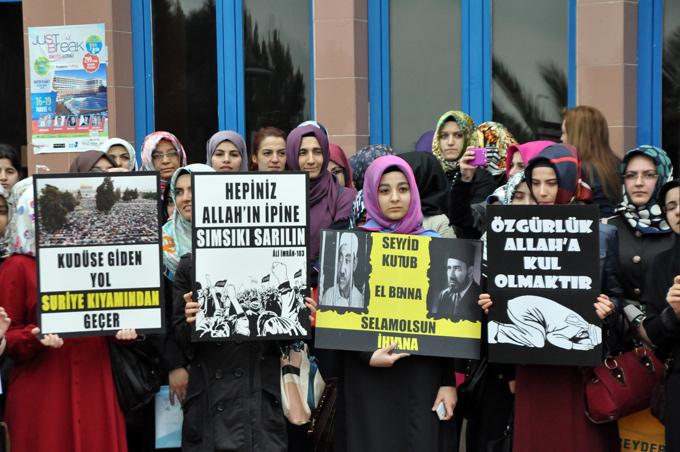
[360,155,427,235]
[140,131,188,174]
[505,141,555,179]
[285,124,354,259]
[329,144,354,188]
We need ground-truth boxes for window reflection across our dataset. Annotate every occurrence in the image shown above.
[492,0,567,143]
[152,0,218,164]
[243,0,311,145]
[390,0,461,151]
[663,0,680,176]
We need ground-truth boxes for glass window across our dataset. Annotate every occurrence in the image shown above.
[0,2,27,157]
[243,0,311,144]
[492,0,568,143]
[663,0,680,176]
[152,0,218,164]
[390,0,461,151]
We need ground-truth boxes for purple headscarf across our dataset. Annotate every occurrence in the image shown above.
[415,130,435,153]
[285,124,354,259]
[360,155,428,235]
[205,130,249,171]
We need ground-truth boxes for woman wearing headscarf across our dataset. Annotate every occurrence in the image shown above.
[605,146,674,308]
[69,150,118,173]
[635,179,680,449]
[206,130,249,172]
[399,151,454,237]
[348,144,394,191]
[285,123,355,272]
[0,180,131,452]
[329,144,354,188]
[478,144,622,452]
[140,131,188,193]
[101,138,138,171]
[0,185,11,266]
[332,155,457,452]
[449,140,553,239]
[168,163,290,451]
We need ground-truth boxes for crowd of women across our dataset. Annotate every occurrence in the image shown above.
[0,103,678,452]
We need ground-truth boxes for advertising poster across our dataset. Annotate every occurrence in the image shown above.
[34,173,164,336]
[315,230,483,359]
[191,172,310,341]
[485,205,601,366]
[28,23,108,153]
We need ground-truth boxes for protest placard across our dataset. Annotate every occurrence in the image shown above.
[315,230,482,359]
[485,204,601,366]
[34,173,164,336]
[191,172,310,341]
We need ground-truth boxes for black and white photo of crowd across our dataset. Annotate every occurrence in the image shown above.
[36,174,159,247]
[194,261,309,340]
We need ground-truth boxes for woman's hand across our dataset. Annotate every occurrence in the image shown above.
[168,367,189,405]
[667,275,680,319]
[369,342,410,368]
[431,386,457,421]
[115,328,138,341]
[31,327,64,349]
[0,307,11,340]
[184,291,200,324]
[478,293,493,314]
[304,296,317,327]
[458,148,478,182]
[594,294,615,320]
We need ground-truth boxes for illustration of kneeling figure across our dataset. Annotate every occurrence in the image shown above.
[488,295,602,350]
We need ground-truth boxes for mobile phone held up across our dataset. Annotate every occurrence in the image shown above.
[468,147,488,167]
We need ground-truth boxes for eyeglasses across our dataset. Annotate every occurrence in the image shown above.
[623,171,658,181]
[152,150,180,161]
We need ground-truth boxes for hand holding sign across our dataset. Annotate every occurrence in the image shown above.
[184,291,200,324]
[369,342,410,368]
[0,307,10,340]
[31,327,64,349]
[593,294,615,320]
[478,293,493,315]
[667,275,680,318]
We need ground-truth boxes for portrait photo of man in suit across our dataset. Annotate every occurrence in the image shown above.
[429,242,481,322]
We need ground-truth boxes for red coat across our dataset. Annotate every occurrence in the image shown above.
[0,255,127,452]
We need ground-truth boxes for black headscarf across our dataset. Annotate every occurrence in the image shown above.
[398,151,449,216]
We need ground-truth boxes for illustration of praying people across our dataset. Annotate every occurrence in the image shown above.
[487,295,602,350]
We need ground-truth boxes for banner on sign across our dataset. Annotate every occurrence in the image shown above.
[315,230,483,359]
[34,173,164,336]
[485,205,601,366]
[191,172,311,341]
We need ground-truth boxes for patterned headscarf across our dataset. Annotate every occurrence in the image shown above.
[431,110,482,173]
[615,145,673,234]
[349,144,394,191]
[360,156,428,235]
[140,131,188,173]
[100,137,138,171]
[205,130,249,172]
[477,122,518,176]
[526,144,592,205]
[162,164,214,280]
[8,178,35,256]
[349,190,366,229]
[0,185,12,259]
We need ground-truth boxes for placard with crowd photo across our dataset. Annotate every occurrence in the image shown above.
[34,173,164,336]
[191,172,311,341]
[315,230,483,359]
[485,204,602,366]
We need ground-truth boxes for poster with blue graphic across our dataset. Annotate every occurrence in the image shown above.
[28,24,108,153]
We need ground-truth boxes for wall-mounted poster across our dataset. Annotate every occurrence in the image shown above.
[34,173,164,336]
[315,230,483,359]
[191,172,311,341]
[485,205,602,366]
[28,23,108,153]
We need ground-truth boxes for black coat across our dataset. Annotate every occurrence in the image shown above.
[172,254,287,452]
[606,215,674,306]
[642,237,680,449]
[447,169,499,239]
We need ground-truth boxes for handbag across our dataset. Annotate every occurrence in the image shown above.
[108,339,162,414]
[456,357,488,419]
[308,377,338,452]
[650,353,673,424]
[585,345,665,423]
[280,341,326,425]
